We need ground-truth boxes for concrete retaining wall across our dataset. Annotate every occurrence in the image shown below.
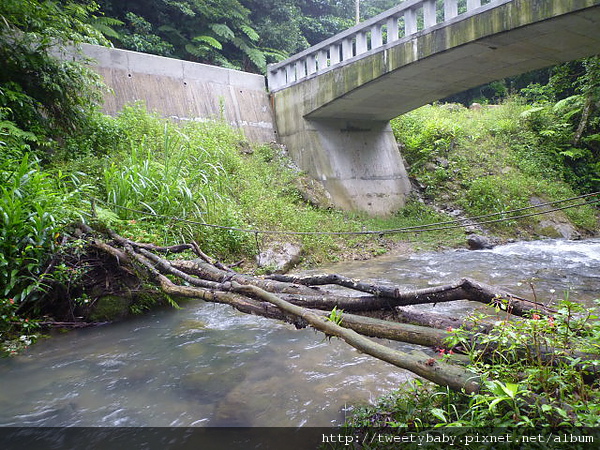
[80,44,276,143]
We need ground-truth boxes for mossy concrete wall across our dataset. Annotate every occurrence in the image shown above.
[81,44,275,143]
[272,0,600,214]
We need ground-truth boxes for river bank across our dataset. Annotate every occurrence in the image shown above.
[1,237,598,428]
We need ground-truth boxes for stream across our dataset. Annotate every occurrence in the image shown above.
[0,238,598,428]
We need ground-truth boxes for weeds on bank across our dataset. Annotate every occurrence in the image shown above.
[391,100,598,235]
[6,100,597,355]
[345,296,600,435]
[83,103,462,264]
[0,154,81,356]
[1,102,464,355]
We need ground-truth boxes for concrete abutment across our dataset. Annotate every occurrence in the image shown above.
[279,118,411,215]
[270,0,600,215]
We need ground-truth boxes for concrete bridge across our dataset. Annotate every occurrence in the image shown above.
[267,0,600,215]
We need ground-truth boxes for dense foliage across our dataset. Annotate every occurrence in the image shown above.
[0,0,111,354]
[86,0,402,72]
[0,0,108,155]
[345,298,600,437]
[0,98,464,355]
[0,0,598,362]
[392,93,599,237]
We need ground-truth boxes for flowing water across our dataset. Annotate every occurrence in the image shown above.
[0,238,598,427]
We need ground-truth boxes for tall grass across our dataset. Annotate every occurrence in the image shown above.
[0,152,88,355]
[100,107,247,251]
[103,127,218,220]
[0,155,72,304]
[391,100,598,234]
[93,104,465,262]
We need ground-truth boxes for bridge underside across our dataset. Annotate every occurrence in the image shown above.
[271,0,600,215]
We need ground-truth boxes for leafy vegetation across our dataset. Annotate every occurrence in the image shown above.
[0,0,108,155]
[70,103,462,260]
[392,95,598,236]
[345,296,600,437]
[0,154,84,355]
[0,0,110,355]
[85,0,402,72]
[1,95,467,356]
[0,0,598,385]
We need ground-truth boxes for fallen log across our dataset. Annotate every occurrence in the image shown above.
[233,282,481,394]
[73,223,585,394]
[269,273,556,317]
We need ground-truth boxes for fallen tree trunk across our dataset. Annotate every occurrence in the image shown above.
[71,224,583,394]
[269,273,556,317]
[233,282,481,394]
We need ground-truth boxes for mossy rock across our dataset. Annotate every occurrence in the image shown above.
[89,295,132,321]
[86,290,173,322]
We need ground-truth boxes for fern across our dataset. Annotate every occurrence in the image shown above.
[210,23,234,40]
[241,25,259,42]
[192,35,222,49]
[89,16,123,39]
[157,24,185,40]
[164,0,196,17]
[185,43,207,58]
[243,47,266,71]
[261,47,289,63]
[212,54,240,70]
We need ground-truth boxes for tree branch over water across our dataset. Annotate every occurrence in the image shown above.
[74,223,575,394]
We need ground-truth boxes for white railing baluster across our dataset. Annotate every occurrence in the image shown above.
[387,16,399,43]
[467,0,482,11]
[342,37,354,60]
[371,24,383,49]
[271,68,284,90]
[307,54,317,75]
[286,64,295,83]
[296,60,306,80]
[423,0,437,28]
[330,43,341,65]
[356,31,369,54]
[317,48,328,71]
[267,0,507,90]
[444,0,459,20]
[405,8,417,35]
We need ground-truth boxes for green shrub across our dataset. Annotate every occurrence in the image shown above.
[346,298,600,435]
[0,154,86,354]
[391,100,599,235]
[392,105,467,172]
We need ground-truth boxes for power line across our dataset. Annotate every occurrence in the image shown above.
[87,192,599,237]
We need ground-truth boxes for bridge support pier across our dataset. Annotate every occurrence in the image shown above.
[276,118,412,216]
[269,0,600,216]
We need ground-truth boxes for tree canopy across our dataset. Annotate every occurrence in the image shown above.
[0,0,111,155]
[88,0,400,72]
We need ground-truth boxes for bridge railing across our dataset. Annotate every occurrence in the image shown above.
[267,0,506,91]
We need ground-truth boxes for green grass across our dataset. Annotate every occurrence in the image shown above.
[68,100,597,264]
[3,98,598,355]
[64,103,466,265]
[391,100,598,237]
[0,154,86,355]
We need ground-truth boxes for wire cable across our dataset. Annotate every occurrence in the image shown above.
[87,192,599,237]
